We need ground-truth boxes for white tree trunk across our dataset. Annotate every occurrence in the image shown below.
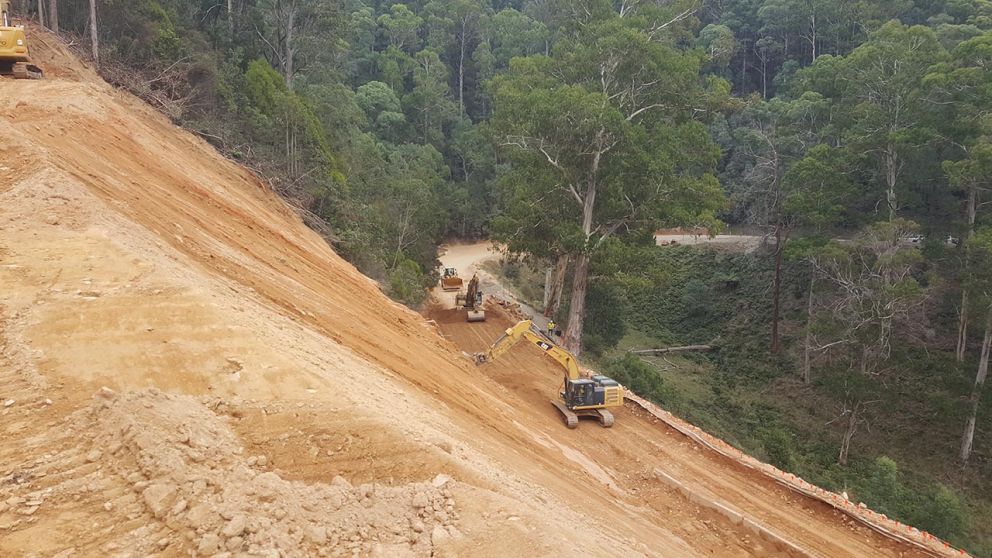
[838,402,861,466]
[544,254,569,318]
[960,309,992,463]
[802,270,815,383]
[957,187,978,361]
[458,21,466,115]
[771,223,784,353]
[884,144,898,221]
[284,3,295,89]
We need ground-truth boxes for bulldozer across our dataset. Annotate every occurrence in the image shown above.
[440,267,463,292]
[475,320,624,428]
[454,273,485,322]
[0,1,43,79]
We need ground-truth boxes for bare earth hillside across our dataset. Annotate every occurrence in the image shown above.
[0,34,961,557]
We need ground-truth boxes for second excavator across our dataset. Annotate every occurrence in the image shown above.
[0,1,43,80]
[475,320,624,428]
[455,273,485,322]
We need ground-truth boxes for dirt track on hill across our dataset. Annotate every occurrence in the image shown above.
[0,28,956,557]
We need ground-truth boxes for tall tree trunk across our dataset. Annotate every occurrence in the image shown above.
[958,289,970,362]
[883,144,898,221]
[838,402,860,466]
[88,0,99,67]
[38,0,45,29]
[47,0,57,33]
[802,268,815,383]
[458,21,466,116]
[957,187,978,361]
[761,56,767,100]
[810,13,817,60]
[544,254,569,318]
[563,148,601,356]
[228,0,235,34]
[771,223,784,354]
[562,253,590,354]
[284,4,295,89]
[740,37,747,95]
[960,308,992,463]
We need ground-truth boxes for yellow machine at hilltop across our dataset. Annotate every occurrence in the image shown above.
[440,267,464,291]
[475,320,624,428]
[0,1,43,79]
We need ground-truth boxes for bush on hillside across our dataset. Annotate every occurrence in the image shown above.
[605,354,678,407]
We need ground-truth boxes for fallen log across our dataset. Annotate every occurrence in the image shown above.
[629,345,713,355]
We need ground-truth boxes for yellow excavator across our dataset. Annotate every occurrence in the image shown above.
[455,273,485,322]
[0,1,43,79]
[475,320,624,428]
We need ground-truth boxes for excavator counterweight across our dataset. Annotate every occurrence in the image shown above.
[475,320,624,428]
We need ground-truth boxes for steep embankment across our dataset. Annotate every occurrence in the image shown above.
[0,33,958,557]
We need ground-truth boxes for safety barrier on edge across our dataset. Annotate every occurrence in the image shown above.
[624,392,970,558]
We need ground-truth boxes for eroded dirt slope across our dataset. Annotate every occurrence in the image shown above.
[0,32,944,557]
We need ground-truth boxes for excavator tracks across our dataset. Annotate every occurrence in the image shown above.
[551,401,615,429]
[5,61,42,79]
[551,400,579,429]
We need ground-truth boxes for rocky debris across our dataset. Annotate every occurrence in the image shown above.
[221,515,247,538]
[17,389,461,557]
[142,483,177,519]
[431,474,451,488]
[306,524,328,545]
[197,533,221,554]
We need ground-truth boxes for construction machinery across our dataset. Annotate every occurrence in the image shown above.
[440,267,463,292]
[475,320,624,428]
[455,273,485,322]
[0,1,43,80]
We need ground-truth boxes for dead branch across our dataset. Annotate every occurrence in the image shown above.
[629,345,713,355]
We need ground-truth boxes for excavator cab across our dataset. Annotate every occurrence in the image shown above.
[563,375,623,409]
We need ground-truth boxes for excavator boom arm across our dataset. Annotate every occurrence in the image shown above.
[477,320,581,380]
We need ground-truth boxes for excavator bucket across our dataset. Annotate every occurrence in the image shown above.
[467,310,486,322]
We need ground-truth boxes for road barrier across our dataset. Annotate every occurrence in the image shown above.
[624,392,970,558]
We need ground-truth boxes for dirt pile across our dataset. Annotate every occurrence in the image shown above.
[6,387,459,557]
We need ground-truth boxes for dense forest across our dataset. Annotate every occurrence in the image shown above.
[14,0,992,553]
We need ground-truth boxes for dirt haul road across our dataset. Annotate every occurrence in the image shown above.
[0,32,942,558]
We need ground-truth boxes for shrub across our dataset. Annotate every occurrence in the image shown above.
[605,354,678,407]
[762,428,797,470]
